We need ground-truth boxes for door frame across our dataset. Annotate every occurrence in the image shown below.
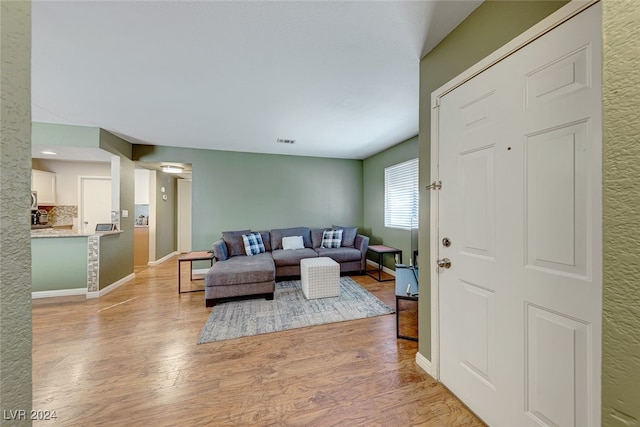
[428,0,599,380]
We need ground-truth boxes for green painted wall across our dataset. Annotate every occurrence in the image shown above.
[0,0,33,418]
[32,122,100,147]
[98,234,130,290]
[417,0,569,358]
[362,136,418,270]
[32,238,88,291]
[133,146,364,251]
[99,129,135,284]
[155,171,177,259]
[29,126,136,288]
[602,1,640,425]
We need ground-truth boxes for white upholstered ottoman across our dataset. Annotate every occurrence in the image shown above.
[300,257,340,299]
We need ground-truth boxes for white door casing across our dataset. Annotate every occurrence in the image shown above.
[79,177,112,233]
[430,2,602,426]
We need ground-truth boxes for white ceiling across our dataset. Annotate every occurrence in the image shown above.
[31,0,482,160]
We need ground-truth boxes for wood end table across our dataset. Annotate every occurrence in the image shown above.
[178,251,214,294]
[366,245,402,282]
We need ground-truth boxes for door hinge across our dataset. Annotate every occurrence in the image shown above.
[426,181,442,190]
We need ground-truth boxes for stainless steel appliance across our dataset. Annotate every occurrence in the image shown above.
[31,191,38,210]
[35,209,49,225]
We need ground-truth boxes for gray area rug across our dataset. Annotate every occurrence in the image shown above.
[198,276,394,344]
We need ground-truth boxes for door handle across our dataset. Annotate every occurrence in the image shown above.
[436,258,451,269]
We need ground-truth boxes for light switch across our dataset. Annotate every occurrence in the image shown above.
[122,210,129,218]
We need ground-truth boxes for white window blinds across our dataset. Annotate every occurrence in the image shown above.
[384,158,419,230]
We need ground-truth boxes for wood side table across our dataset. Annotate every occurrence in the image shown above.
[178,251,214,294]
[366,245,402,282]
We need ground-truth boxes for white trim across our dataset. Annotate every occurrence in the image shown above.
[430,0,598,105]
[366,259,396,277]
[32,288,86,299]
[192,268,210,276]
[430,99,441,380]
[428,0,598,385]
[415,352,432,376]
[148,251,179,266]
[86,273,135,299]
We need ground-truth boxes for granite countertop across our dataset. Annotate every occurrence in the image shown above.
[31,229,124,238]
[31,224,53,230]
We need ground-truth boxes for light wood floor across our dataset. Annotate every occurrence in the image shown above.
[32,256,484,426]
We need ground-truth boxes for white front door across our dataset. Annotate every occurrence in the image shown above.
[436,3,602,426]
[80,177,112,233]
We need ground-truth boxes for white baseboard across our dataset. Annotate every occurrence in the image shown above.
[416,352,432,376]
[366,259,396,277]
[192,268,210,276]
[32,288,87,299]
[86,273,135,299]
[148,251,179,266]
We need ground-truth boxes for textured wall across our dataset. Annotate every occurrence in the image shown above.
[602,1,640,425]
[417,0,568,359]
[0,0,33,420]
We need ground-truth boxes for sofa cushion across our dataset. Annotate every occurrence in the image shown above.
[321,229,343,248]
[271,227,311,250]
[242,233,265,256]
[222,229,251,257]
[271,248,318,267]
[314,247,362,263]
[332,225,357,247]
[207,253,275,286]
[311,228,330,248]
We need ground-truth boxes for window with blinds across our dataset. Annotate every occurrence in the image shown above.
[384,158,419,230]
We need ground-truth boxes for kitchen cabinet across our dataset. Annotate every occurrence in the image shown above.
[32,170,56,205]
[134,226,149,267]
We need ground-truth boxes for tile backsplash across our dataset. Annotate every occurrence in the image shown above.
[45,205,77,226]
[135,204,150,225]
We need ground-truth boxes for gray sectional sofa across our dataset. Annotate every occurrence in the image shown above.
[205,226,369,307]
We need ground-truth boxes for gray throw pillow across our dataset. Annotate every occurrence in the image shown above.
[332,225,357,247]
[212,240,228,261]
[222,229,251,257]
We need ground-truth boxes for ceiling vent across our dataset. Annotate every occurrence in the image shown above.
[276,138,296,144]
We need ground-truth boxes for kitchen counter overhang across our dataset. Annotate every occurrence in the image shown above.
[31,229,123,238]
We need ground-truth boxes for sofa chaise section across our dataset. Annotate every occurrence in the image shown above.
[205,247,275,307]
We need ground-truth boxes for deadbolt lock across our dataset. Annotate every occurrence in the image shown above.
[442,237,451,247]
[437,258,452,269]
